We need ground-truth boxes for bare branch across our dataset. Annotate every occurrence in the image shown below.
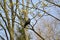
[30,24,45,40]
[32,29,45,40]
[29,15,45,40]
[0,22,9,40]
[45,0,60,7]
[19,3,60,21]
[31,0,35,7]
[0,35,5,40]
[0,13,7,27]
[9,0,15,28]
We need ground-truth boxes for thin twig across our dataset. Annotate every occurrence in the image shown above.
[19,3,60,21]
[46,0,60,7]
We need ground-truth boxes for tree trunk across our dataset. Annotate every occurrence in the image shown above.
[9,28,14,40]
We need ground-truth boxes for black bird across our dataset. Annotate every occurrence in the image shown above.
[24,18,30,28]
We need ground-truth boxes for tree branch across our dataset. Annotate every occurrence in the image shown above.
[0,35,5,40]
[19,3,60,21]
[0,13,7,27]
[0,22,9,40]
[45,0,60,7]
[30,24,45,40]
